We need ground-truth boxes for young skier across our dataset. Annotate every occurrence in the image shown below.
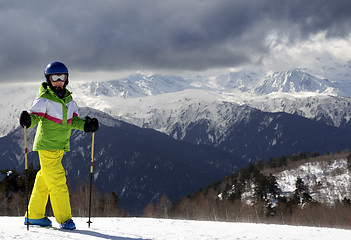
[19,61,99,230]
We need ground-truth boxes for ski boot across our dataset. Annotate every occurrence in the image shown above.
[60,219,76,230]
[24,216,52,227]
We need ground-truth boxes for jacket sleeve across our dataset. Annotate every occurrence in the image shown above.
[72,116,85,131]
[28,97,46,128]
[69,100,85,131]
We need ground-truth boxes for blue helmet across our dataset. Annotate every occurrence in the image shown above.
[44,61,69,76]
[44,61,69,86]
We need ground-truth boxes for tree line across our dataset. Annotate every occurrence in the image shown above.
[143,151,351,229]
[0,163,127,217]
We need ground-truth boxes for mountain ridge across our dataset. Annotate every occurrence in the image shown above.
[1,68,351,138]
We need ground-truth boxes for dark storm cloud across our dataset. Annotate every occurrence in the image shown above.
[1,0,351,82]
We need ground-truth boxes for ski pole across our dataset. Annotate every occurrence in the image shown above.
[87,132,95,228]
[24,126,29,230]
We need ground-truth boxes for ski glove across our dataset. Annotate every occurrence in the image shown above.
[84,116,99,132]
[19,111,31,128]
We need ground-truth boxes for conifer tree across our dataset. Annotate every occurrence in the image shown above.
[293,177,312,204]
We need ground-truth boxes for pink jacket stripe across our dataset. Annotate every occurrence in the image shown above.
[31,112,63,125]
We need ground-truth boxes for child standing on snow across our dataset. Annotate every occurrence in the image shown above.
[19,61,99,230]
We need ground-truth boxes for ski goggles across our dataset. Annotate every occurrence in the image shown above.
[49,74,68,82]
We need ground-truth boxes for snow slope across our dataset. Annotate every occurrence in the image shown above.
[1,217,350,240]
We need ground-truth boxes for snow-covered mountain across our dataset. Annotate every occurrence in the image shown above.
[2,68,351,139]
[252,69,340,95]
[70,69,351,136]
[242,93,351,128]
[80,73,194,98]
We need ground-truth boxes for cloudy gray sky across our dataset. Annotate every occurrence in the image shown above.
[1,0,351,83]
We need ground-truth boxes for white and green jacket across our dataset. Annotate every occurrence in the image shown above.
[28,82,85,151]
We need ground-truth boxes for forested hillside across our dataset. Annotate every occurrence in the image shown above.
[143,151,351,229]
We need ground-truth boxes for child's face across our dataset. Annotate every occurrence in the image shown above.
[50,79,65,88]
[49,74,67,88]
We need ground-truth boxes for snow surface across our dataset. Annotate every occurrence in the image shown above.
[1,217,351,240]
